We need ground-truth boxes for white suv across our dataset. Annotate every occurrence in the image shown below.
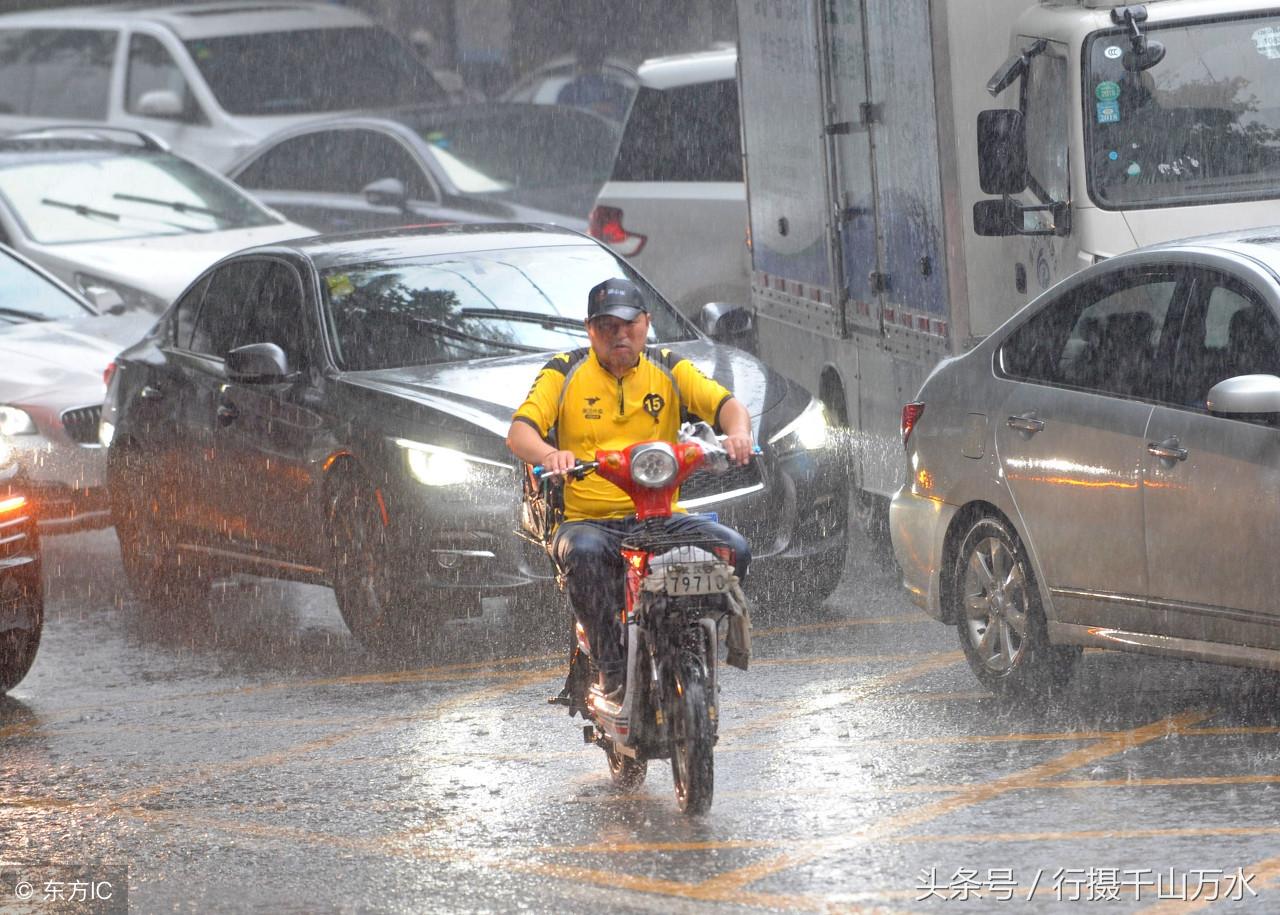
[588,47,748,318]
[0,2,449,172]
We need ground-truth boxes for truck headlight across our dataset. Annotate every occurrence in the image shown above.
[767,398,829,453]
[395,439,512,487]
[0,406,36,437]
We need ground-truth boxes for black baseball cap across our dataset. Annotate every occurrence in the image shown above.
[587,278,648,322]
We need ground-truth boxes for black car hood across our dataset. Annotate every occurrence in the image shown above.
[341,341,806,443]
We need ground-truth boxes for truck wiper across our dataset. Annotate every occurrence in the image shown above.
[113,192,225,219]
[41,198,120,221]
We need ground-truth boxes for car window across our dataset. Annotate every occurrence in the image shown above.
[0,28,116,120]
[188,261,270,359]
[234,262,308,370]
[1169,274,1280,409]
[184,27,444,115]
[0,250,94,323]
[235,130,435,200]
[0,147,280,244]
[999,270,1179,399]
[610,80,743,182]
[319,243,697,371]
[171,275,211,349]
[127,33,205,124]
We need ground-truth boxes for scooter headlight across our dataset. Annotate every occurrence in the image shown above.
[630,442,678,487]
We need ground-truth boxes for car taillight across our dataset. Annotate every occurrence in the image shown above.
[901,401,925,448]
[103,360,116,389]
[588,205,647,257]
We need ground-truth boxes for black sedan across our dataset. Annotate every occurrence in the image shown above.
[101,225,847,650]
[225,104,621,236]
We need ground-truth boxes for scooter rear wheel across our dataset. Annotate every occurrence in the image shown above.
[669,660,714,815]
[603,739,647,790]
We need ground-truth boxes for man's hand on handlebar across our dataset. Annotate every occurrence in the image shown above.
[539,448,578,478]
[722,432,755,466]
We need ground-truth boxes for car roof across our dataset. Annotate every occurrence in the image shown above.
[248,223,596,270]
[636,46,736,90]
[1118,228,1280,276]
[0,1,373,39]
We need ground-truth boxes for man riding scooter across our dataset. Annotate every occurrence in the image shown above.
[505,277,755,699]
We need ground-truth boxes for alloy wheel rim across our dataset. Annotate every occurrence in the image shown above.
[962,535,1030,674]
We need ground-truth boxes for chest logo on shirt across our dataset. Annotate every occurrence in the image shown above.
[583,396,603,420]
[643,392,665,420]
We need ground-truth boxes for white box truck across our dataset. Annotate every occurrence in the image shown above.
[735,0,1280,514]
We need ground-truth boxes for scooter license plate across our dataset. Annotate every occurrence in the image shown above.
[665,567,730,596]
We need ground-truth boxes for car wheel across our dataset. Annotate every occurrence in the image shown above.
[109,449,211,615]
[329,474,441,654]
[951,514,1079,699]
[0,573,42,694]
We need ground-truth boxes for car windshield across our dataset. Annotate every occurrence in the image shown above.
[320,243,697,371]
[405,106,619,198]
[0,249,92,323]
[1085,13,1280,207]
[186,28,444,115]
[0,148,280,244]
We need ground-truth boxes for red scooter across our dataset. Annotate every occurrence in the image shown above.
[533,426,753,815]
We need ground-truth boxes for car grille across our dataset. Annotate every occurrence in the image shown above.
[678,460,764,506]
[60,405,102,446]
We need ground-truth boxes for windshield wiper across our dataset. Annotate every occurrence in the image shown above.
[0,306,51,322]
[113,193,225,219]
[41,198,120,221]
[412,317,546,353]
[458,308,587,333]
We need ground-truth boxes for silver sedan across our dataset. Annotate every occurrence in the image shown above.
[891,229,1280,696]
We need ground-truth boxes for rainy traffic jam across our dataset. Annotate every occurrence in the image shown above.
[6,0,1280,911]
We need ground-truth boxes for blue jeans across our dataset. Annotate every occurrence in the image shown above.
[551,514,751,680]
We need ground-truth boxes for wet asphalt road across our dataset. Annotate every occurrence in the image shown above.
[5,525,1280,913]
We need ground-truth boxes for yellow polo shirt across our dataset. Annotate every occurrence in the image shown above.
[513,346,732,520]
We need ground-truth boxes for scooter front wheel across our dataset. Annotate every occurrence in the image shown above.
[669,659,714,815]
[603,739,647,790]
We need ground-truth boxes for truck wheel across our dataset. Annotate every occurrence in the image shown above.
[669,659,714,815]
[329,474,440,654]
[951,515,1079,699]
[0,574,42,694]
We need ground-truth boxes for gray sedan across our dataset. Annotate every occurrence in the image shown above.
[891,229,1280,696]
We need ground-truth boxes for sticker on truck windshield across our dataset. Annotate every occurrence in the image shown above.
[1095,81,1121,102]
[1253,27,1280,59]
[1104,45,1124,60]
[325,274,354,298]
[1096,101,1121,124]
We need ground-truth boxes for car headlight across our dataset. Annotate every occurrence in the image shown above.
[0,406,36,436]
[630,442,678,487]
[767,398,829,453]
[74,273,169,314]
[395,438,512,487]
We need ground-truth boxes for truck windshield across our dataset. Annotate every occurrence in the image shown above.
[1085,14,1280,208]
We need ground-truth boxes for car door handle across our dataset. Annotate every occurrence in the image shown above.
[1147,438,1188,462]
[216,403,239,426]
[140,384,165,401]
[1006,413,1046,434]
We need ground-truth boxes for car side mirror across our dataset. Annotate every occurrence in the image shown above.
[363,177,408,211]
[136,89,184,120]
[82,284,125,314]
[699,302,756,353]
[1206,374,1280,414]
[977,109,1027,196]
[226,342,290,383]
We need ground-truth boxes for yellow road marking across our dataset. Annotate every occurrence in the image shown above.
[696,710,1212,898]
